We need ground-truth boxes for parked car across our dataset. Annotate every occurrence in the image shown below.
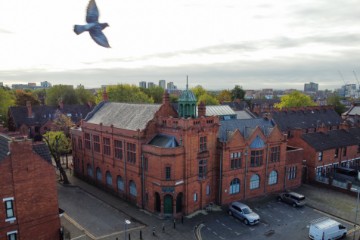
[228,201,260,225]
[277,191,306,207]
[309,217,347,240]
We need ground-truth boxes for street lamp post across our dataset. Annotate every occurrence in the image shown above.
[124,219,131,240]
[352,187,359,240]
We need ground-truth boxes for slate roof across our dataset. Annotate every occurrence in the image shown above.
[343,105,360,116]
[85,102,162,131]
[148,134,179,148]
[0,134,11,161]
[301,129,358,151]
[235,110,255,120]
[32,142,52,163]
[9,104,94,128]
[272,108,342,132]
[198,105,236,117]
[218,118,275,142]
[222,101,249,111]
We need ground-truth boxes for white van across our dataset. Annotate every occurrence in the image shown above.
[309,217,347,240]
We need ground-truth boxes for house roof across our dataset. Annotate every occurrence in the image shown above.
[148,134,179,148]
[272,108,342,132]
[9,104,94,128]
[32,142,52,163]
[301,129,359,151]
[200,105,236,117]
[0,134,11,161]
[343,105,360,116]
[235,110,255,120]
[85,102,161,131]
[218,118,275,142]
[221,101,249,111]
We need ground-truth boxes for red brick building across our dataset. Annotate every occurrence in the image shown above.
[0,134,61,240]
[71,90,303,217]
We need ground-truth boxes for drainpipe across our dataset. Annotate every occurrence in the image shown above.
[218,149,223,205]
[264,144,269,193]
[141,153,145,209]
[124,141,127,201]
[244,147,248,199]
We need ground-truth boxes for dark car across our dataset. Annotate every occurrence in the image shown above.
[278,192,306,207]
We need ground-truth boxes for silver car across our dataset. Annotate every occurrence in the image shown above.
[228,201,260,225]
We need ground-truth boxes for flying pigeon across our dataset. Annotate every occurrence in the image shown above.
[74,0,110,48]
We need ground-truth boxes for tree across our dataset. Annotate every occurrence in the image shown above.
[43,131,71,184]
[75,85,95,105]
[275,91,317,109]
[96,84,154,104]
[0,88,15,126]
[191,85,207,100]
[46,85,78,106]
[53,114,75,137]
[327,95,346,115]
[216,90,232,103]
[33,88,46,104]
[231,85,245,101]
[140,86,164,103]
[198,93,220,105]
[14,90,40,106]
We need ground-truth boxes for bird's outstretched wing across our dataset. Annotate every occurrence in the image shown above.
[86,0,99,23]
[89,28,110,48]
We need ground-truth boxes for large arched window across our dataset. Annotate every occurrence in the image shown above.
[250,174,260,190]
[106,171,112,186]
[87,164,93,177]
[229,178,240,194]
[117,176,124,191]
[268,170,278,185]
[129,180,137,197]
[96,167,102,181]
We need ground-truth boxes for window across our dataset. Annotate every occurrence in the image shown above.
[87,164,93,177]
[106,171,112,186]
[335,148,339,158]
[126,143,136,163]
[200,136,207,152]
[93,135,100,153]
[358,145,360,154]
[250,174,260,189]
[198,159,207,179]
[165,166,171,180]
[117,176,124,191]
[103,137,111,156]
[78,138,82,150]
[250,150,263,167]
[288,166,297,179]
[193,193,198,202]
[342,147,347,157]
[96,167,102,181]
[85,133,91,149]
[7,231,17,240]
[268,170,278,185]
[129,180,137,197]
[4,198,15,220]
[270,146,280,162]
[229,178,240,194]
[230,152,241,169]
[143,157,148,172]
[318,151,323,161]
[114,140,123,160]
[206,185,210,195]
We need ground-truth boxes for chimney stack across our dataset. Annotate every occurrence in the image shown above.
[102,88,109,102]
[162,91,170,105]
[198,101,206,117]
[26,101,32,118]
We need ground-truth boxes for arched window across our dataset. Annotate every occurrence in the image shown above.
[96,167,102,181]
[206,185,210,195]
[268,170,278,185]
[230,178,240,194]
[129,180,137,197]
[117,176,124,191]
[106,171,112,186]
[87,164,93,177]
[250,174,260,190]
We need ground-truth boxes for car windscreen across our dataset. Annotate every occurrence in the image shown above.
[243,207,252,214]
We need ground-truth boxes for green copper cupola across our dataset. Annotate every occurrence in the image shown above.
[178,77,197,118]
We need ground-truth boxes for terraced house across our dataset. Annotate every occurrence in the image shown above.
[71,87,303,217]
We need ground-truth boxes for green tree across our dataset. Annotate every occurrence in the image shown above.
[231,85,245,101]
[14,89,40,106]
[75,85,95,105]
[46,85,78,106]
[96,84,154,104]
[191,85,207,100]
[33,88,46,104]
[217,90,232,103]
[275,91,317,109]
[140,85,164,103]
[0,88,15,126]
[327,95,346,115]
[53,114,75,137]
[43,131,71,184]
[198,93,220,105]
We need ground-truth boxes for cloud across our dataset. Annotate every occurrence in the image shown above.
[0,28,13,34]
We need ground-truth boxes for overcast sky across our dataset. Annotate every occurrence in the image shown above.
[0,0,359,90]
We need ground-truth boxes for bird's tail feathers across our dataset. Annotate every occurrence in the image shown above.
[74,25,86,35]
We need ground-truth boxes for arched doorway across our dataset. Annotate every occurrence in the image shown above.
[164,194,173,215]
[176,193,183,213]
[154,192,161,213]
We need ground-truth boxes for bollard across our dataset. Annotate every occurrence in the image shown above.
[181,216,184,224]
[128,233,131,240]
[162,223,165,233]
[140,230,142,240]
[152,226,156,236]
[173,219,176,229]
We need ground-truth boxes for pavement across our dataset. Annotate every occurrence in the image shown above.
[58,167,360,240]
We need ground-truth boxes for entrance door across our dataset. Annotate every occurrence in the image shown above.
[164,194,173,215]
[155,192,161,213]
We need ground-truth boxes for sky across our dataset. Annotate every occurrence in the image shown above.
[0,0,360,90]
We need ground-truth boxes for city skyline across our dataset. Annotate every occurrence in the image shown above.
[0,0,360,90]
